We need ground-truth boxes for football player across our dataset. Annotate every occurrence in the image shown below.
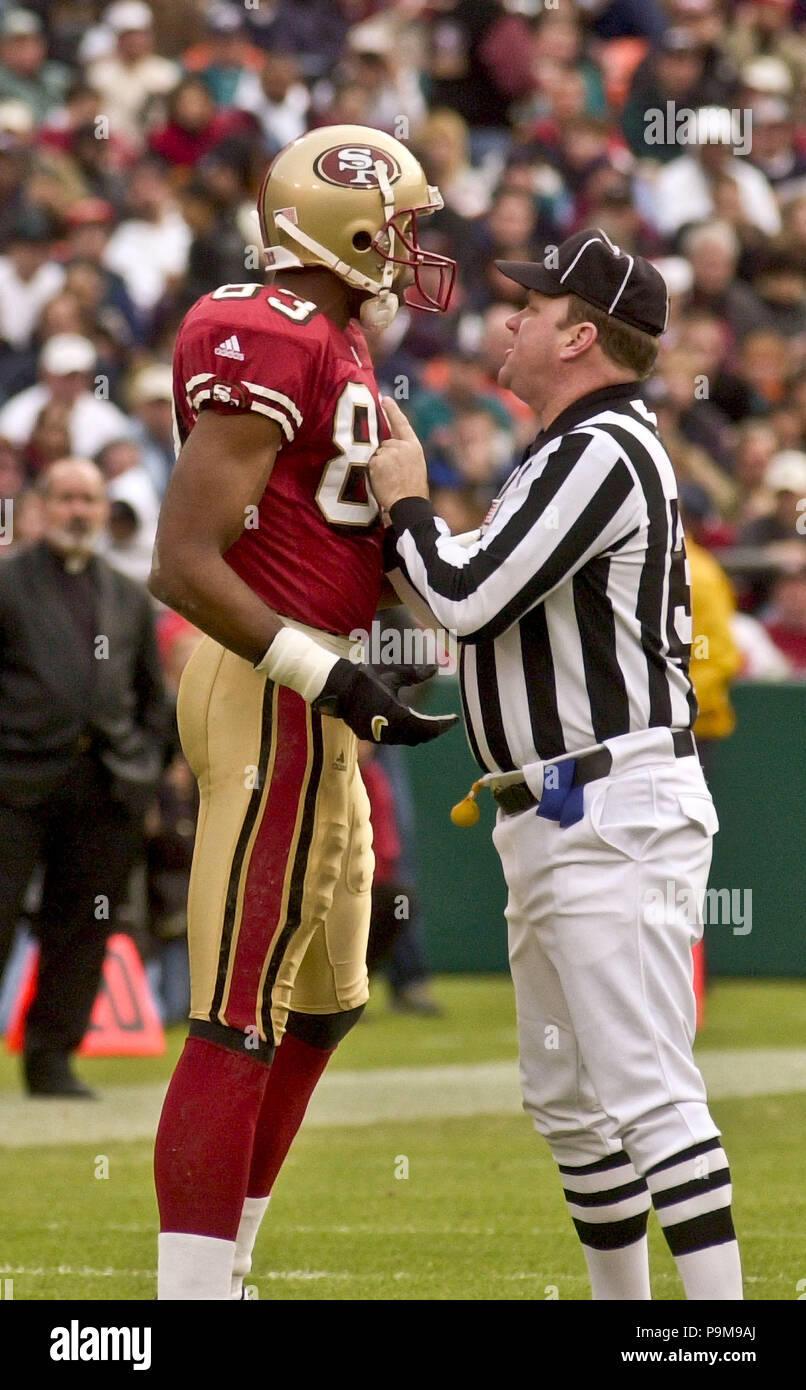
[148,125,458,1300]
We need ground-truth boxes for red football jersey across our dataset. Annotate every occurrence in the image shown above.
[172,281,388,637]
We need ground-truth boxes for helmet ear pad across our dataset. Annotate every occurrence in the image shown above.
[341,215,418,300]
[345,217,390,284]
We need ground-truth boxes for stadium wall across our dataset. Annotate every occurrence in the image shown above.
[405,680,806,978]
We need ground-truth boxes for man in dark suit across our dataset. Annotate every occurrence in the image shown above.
[0,457,167,1096]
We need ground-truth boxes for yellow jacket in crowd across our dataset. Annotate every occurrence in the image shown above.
[687,537,742,741]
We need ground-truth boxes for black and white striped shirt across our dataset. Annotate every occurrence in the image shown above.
[388,381,698,774]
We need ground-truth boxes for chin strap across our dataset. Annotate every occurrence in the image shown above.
[270,213,369,286]
[361,159,399,328]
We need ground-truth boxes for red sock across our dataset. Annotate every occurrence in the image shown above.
[247,1032,333,1198]
[155,1036,269,1239]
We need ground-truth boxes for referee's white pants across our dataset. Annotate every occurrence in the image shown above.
[492,734,722,1176]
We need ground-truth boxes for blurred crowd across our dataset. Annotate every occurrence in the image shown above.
[0,0,805,1024]
[0,0,804,671]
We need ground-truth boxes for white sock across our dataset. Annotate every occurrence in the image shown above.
[646,1138,743,1300]
[583,1236,652,1300]
[158,1232,235,1300]
[230,1195,271,1300]
[559,1151,652,1300]
[674,1243,743,1300]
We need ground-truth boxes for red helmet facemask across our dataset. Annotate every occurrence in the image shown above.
[372,207,456,314]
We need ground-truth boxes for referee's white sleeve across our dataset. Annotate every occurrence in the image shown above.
[389,430,640,642]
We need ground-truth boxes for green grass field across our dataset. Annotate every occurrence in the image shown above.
[1,976,805,1301]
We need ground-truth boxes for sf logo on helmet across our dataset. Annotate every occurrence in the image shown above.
[314,144,401,189]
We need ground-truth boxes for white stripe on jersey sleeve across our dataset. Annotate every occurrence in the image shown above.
[185,372,214,396]
[242,382,304,429]
[183,372,301,442]
[249,400,295,441]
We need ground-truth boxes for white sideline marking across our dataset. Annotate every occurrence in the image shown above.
[0,1263,349,1282]
[0,1263,782,1285]
[1,1047,805,1148]
[38,1222,803,1243]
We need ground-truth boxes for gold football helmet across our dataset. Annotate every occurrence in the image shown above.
[258,124,456,328]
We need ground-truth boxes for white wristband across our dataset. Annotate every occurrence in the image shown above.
[255,626,340,703]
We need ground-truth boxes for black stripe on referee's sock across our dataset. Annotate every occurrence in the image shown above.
[258,712,325,1038]
[645,1136,722,1176]
[558,1151,634,1177]
[573,1212,649,1251]
[210,677,276,1022]
[651,1169,732,1212]
[563,1177,649,1208]
[661,1206,737,1258]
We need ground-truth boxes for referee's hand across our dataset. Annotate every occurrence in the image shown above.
[369,398,429,512]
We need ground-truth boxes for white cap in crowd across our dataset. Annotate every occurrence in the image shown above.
[40,334,97,376]
[0,9,43,39]
[652,257,695,299]
[104,1,153,35]
[740,56,793,96]
[130,363,173,406]
[765,451,806,496]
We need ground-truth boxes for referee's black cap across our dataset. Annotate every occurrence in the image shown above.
[496,228,669,338]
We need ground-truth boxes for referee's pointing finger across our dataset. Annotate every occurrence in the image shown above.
[381,397,418,441]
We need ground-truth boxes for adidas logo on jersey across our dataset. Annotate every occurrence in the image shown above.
[332,749,347,771]
[214,335,244,361]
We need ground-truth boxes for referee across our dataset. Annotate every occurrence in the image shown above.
[369,229,743,1301]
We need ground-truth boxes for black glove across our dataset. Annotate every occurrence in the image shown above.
[312,660,459,746]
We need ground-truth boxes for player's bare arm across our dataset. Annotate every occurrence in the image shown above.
[148,409,285,664]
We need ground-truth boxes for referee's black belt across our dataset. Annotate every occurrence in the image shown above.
[492,729,696,817]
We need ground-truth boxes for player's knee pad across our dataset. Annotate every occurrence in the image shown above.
[285,1005,365,1050]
